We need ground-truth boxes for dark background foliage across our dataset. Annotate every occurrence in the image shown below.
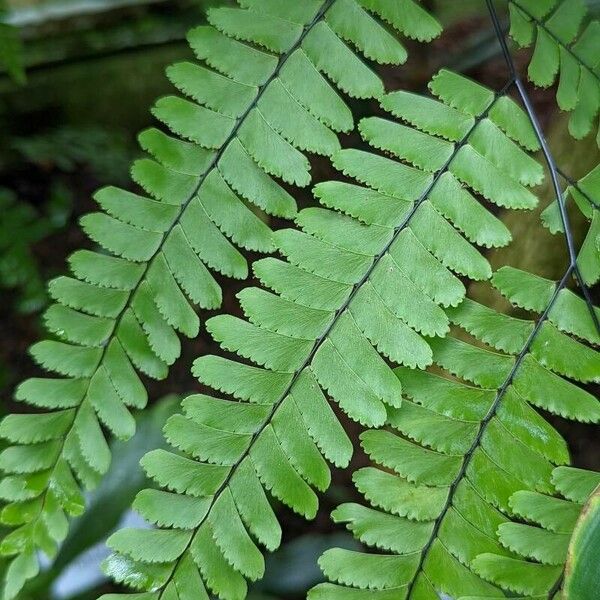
[0,1,598,598]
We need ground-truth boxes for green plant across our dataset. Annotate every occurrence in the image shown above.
[310,2,600,597]
[0,1,599,599]
[0,1,443,597]
[98,67,548,600]
[563,480,600,599]
[19,396,181,600]
[11,127,133,186]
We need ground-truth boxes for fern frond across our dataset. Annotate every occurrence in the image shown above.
[311,266,600,599]
[508,0,600,143]
[467,465,600,598]
[542,165,600,285]
[0,1,440,596]
[99,70,544,600]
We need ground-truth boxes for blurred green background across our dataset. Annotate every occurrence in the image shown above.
[0,1,599,598]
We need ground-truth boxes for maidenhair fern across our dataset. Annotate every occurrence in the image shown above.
[99,70,546,600]
[470,465,600,597]
[508,0,600,143]
[312,267,600,599]
[0,1,442,596]
[3,1,599,599]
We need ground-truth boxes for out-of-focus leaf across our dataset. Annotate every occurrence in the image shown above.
[12,127,132,185]
[564,485,600,600]
[0,23,25,84]
[0,186,73,314]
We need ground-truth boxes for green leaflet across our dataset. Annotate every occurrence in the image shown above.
[99,68,546,600]
[2,1,434,597]
[492,266,600,345]
[542,165,600,286]
[497,522,569,565]
[508,0,600,143]
[471,554,561,596]
[313,266,599,599]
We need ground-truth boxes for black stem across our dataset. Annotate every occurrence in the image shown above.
[549,572,565,599]
[487,0,516,78]
[486,0,599,335]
